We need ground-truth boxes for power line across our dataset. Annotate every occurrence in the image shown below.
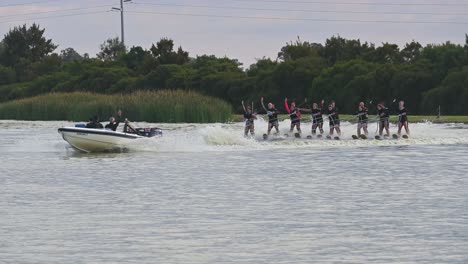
[0,5,114,19]
[126,10,468,25]
[133,2,468,16]
[230,0,468,7]
[0,10,110,24]
[0,0,60,8]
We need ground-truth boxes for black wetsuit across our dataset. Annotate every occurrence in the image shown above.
[267,108,278,124]
[244,112,255,125]
[356,108,368,123]
[398,108,408,123]
[328,107,340,126]
[86,120,103,129]
[105,118,121,131]
[289,110,300,124]
[312,108,324,124]
[378,107,390,127]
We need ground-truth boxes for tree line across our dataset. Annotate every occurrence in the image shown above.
[0,24,467,115]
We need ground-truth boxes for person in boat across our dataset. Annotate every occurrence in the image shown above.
[377,103,390,137]
[356,102,369,137]
[260,97,279,135]
[85,115,103,129]
[284,97,302,134]
[397,100,410,136]
[105,110,123,131]
[242,101,257,137]
[327,101,341,136]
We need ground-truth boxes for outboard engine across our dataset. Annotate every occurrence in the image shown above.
[135,127,163,137]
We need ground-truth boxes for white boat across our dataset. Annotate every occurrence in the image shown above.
[58,123,162,153]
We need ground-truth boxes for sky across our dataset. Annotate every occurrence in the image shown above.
[0,0,467,67]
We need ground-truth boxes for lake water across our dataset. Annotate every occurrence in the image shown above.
[1,120,467,263]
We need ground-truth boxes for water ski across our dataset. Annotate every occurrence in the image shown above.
[375,135,381,140]
[306,135,313,139]
[352,135,359,140]
[360,134,368,140]
[402,135,409,139]
[294,133,301,138]
[284,134,289,137]
[317,134,323,138]
[334,136,340,140]
[326,135,332,139]
[263,134,268,140]
[392,134,399,139]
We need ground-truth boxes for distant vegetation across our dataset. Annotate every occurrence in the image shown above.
[0,91,232,123]
[0,23,467,118]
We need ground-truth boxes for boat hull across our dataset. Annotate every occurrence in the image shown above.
[58,127,141,153]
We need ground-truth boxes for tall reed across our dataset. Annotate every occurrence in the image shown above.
[0,91,232,123]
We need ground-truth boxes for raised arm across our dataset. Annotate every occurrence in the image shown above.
[241,100,246,112]
[260,97,268,112]
[284,98,291,114]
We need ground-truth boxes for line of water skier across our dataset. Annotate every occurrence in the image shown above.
[241,98,410,140]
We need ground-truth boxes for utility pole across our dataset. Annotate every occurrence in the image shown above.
[120,0,125,46]
[113,0,131,47]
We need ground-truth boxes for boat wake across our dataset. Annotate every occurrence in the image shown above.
[125,119,468,153]
[0,120,467,154]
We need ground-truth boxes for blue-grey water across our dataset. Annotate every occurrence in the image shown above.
[1,120,467,263]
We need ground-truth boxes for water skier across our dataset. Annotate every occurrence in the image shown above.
[300,100,325,136]
[377,103,390,137]
[311,100,325,136]
[327,101,341,136]
[397,100,410,136]
[356,102,369,137]
[261,97,279,135]
[242,101,257,137]
[284,98,302,135]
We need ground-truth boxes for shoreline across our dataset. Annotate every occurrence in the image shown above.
[1,115,467,124]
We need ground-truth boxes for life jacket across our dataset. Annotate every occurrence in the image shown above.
[312,108,323,122]
[267,108,278,122]
[357,108,368,122]
[398,108,408,122]
[289,109,301,122]
[244,112,255,125]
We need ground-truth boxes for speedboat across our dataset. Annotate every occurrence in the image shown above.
[58,121,162,153]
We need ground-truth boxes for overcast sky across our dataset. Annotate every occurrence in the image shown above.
[0,0,467,67]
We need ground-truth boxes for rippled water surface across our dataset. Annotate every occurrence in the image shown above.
[1,120,467,263]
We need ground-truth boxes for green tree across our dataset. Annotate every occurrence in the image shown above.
[60,48,83,64]
[373,43,401,64]
[150,38,189,65]
[0,65,16,85]
[97,37,125,61]
[0,23,57,66]
[321,35,374,65]
[422,66,468,115]
[246,57,277,77]
[120,46,157,74]
[401,41,422,63]
[277,36,322,61]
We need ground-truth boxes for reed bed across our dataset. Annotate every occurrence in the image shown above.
[0,91,232,123]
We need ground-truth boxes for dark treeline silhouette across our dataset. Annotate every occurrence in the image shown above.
[0,24,467,115]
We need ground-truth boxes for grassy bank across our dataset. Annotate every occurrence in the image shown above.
[231,114,468,123]
[0,91,232,123]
